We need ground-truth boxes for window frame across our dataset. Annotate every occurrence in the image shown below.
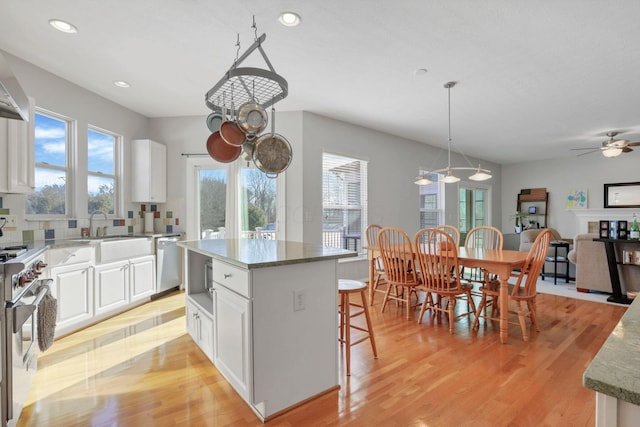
[86,125,122,217]
[417,171,445,229]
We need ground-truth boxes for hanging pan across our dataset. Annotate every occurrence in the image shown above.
[206,131,241,163]
[220,92,247,147]
[253,107,292,178]
[237,100,268,136]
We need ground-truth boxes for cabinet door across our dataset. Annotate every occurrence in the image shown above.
[214,285,252,401]
[198,310,214,362]
[49,262,93,333]
[186,299,199,340]
[131,139,166,202]
[0,97,35,194]
[94,261,129,315]
[130,255,156,302]
[148,140,166,202]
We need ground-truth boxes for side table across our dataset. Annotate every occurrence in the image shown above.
[542,240,570,285]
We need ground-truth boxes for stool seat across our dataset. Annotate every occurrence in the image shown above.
[338,279,377,376]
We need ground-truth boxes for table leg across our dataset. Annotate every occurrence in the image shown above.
[368,254,375,306]
[498,268,510,344]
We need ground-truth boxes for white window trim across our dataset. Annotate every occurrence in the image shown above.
[86,125,122,217]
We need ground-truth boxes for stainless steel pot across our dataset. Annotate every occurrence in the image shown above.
[252,108,291,177]
[237,101,268,136]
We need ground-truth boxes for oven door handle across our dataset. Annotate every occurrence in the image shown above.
[12,280,52,333]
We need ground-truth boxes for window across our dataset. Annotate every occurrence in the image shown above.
[459,184,490,242]
[26,111,70,215]
[87,127,119,215]
[417,171,445,229]
[322,153,368,252]
[193,159,280,240]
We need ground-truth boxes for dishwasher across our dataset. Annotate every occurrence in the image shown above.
[154,235,182,298]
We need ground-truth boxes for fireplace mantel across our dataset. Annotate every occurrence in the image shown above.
[571,208,639,234]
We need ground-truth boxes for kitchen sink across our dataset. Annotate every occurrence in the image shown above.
[69,236,153,263]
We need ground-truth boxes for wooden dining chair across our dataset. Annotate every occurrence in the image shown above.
[365,224,387,305]
[414,228,476,333]
[473,229,551,341]
[435,224,461,247]
[463,225,504,288]
[377,227,421,320]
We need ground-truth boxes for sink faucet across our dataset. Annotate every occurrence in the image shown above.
[89,210,107,237]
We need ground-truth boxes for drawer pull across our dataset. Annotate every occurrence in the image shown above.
[224,273,232,279]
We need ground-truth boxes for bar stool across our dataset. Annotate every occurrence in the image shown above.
[338,279,378,375]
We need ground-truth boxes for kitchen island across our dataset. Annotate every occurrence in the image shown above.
[584,297,640,426]
[178,239,356,422]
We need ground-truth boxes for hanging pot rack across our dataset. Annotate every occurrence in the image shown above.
[204,33,288,117]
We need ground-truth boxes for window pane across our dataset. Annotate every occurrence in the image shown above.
[418,172,443,229]
[322,153,367,252]
[34,113,66,167]
[240,168,277,238]
[26,167,66,215]
[88,175,115,214]
[199,169,227,238]
[88,129,114,174]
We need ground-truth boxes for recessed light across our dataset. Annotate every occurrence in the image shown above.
[113,80,131,88]
[278,12,301,27]
[49,19,78,34]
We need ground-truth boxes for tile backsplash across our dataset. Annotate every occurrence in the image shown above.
[0,194,183,244]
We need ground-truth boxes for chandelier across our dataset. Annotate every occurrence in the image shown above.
[414,81,492,185]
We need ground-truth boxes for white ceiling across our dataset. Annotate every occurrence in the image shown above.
[2,0,640,164]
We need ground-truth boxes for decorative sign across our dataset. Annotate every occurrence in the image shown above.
[567,189,588,209]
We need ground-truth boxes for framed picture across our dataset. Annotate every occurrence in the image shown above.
[620,229,629,239]
[528,206,536,214]
[600,220,609,230]
[600,228,609,238]
[619,220,628,231]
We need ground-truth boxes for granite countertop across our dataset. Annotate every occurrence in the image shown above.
[178,239,357,269]
[583,298,640,404]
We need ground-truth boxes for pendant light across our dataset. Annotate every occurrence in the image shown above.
[415,81,492,185]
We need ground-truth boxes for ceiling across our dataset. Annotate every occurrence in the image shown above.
[2,1,640,165]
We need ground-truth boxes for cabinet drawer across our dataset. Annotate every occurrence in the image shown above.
[211,259,249,298]
[48,246,94,266]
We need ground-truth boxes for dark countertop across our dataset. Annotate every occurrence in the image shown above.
[178,239,357,269]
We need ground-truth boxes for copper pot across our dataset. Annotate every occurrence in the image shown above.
[220,101,247,147]
[206,131,241,163]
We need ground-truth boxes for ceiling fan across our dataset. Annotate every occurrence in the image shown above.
[572,131,640,157]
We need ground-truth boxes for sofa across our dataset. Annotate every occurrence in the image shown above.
[519,228,575,280]
[566,233,612,293]
[568,233,640,294]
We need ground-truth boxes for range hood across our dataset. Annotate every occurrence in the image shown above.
[0,51,29,121]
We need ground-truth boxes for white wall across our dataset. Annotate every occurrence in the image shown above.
[501,154,640,239]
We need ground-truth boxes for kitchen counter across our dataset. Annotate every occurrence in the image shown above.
[181,239,355,422]
[584,298,640,425]
[178,238,357,268]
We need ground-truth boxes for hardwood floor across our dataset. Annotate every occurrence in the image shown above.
[18,289,626,426]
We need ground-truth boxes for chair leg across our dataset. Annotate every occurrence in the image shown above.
[369,273,380,306]
[344,292,352,375]
[528,300,539,331]
[474,295,487,330]
[360,290,378,358]
[339,293,346,345]
[418,291,432,323]
[516,300,528,341]
[380,283,393,313]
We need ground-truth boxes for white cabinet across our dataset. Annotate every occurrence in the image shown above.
[48,261,93,335]
[130,255,156,302]
[186,298,214,362]
[94,260,129,315]
[214,284,252,402]
[131,139,166,203]
[0,97,35,194]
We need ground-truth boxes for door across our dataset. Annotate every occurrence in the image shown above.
[459,184,490,243]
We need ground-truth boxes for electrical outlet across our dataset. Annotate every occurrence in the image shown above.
[293,289,306,312]
[2,215,17,227]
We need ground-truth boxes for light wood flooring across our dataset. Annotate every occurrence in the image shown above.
[18,289,626,426]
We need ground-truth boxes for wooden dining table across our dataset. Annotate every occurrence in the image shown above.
[365,245,528,344]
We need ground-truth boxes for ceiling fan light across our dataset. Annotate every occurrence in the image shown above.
[602,147,622,158]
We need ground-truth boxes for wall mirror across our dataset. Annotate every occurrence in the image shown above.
[604,182,640,208]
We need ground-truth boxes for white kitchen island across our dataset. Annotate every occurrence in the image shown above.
[178,239,356,422]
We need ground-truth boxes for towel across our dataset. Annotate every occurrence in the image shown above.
[36,285,58,352]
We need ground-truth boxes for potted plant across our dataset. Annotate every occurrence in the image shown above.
[512,211,527,233]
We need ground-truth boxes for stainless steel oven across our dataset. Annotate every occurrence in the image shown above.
[1,245,50,427]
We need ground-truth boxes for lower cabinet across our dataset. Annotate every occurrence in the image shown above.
[130,255,156,302]
[94,260,130,316]
[214,284,252,402]
[186,298,214,362]
[49,261,93,334]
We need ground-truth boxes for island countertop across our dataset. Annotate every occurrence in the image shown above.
[583,297,640,404]
[178,239,357,269]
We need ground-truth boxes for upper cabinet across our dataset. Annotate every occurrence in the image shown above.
[0,97,35,194]
[131,139,166,203]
